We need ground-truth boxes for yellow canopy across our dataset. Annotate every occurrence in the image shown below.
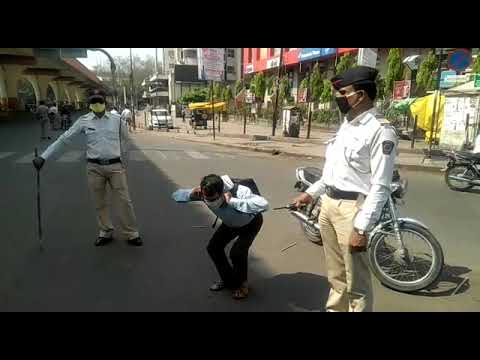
[188,101,227,111]
[409,92,445,142]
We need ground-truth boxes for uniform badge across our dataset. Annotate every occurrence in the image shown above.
[382,141,394,155]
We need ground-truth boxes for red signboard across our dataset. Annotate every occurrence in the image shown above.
[393,80,411,100]
[337,48,359,54]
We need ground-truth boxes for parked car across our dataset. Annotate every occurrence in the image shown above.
[150,108,173,129]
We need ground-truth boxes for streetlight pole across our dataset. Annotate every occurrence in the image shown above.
[88,48,117,108]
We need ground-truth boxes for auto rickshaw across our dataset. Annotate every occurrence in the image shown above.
[190,109,209,129]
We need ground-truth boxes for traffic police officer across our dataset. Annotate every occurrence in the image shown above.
[33,89,143,247]
[292,66,398,312]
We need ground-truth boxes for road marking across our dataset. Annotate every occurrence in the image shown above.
[185,151,209,160]
[213,152,235,159]
[15,153,34,164]
[0,152,15,160]
[142,150,167,161]
[57,150,83,162]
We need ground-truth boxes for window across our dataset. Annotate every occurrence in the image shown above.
[227,65,235,74]
[227,48,235,58]
[184,49,197,59]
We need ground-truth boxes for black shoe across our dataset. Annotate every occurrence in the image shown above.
[127,237,143,246]
[95,236,114,246]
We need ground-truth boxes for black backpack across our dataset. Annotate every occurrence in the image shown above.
[211,178,261,228]
[230,178,261,196]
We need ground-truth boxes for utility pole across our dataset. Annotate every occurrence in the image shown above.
[306,69,313,139]
[155,48,158,74]
[428,48,443,156]
[272,48,284,137]
[129,48,136,131]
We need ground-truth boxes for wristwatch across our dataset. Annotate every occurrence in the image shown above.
[355,228,366,236]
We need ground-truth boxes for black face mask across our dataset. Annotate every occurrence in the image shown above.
[335,91,363,115]
[335,96,352,114]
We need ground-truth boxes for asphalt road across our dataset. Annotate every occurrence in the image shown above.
[0,115,479,311]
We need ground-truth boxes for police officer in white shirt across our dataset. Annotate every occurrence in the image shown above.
[292,66,398,312]
[33,89,142,247]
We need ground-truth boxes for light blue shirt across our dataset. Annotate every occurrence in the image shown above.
[41,111,129,161]
[172,175,269,228]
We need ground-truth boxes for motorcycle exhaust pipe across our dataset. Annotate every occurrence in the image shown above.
[290,211,320,231]
[448,175,480,185]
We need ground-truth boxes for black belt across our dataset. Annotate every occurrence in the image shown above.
[325,185,360,201]
[87,158,121,165]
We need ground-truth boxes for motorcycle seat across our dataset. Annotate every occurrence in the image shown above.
[457,151,480,161]
[303,167,322,184]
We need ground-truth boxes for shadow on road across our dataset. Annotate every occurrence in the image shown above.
[0,123,329,311]
[412,264,472,297]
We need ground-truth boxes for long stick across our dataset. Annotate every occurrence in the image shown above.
[35,148,44,251]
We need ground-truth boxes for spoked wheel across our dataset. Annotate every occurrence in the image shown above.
[368,222,444,293]
[445,165,475,191]
[300,222,322,245]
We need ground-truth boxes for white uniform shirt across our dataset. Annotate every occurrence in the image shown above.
[48,106,58,114]
[306,108,398,231]
[41,112,129,161]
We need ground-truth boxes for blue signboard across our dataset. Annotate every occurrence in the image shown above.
[447,49,472,72]
[299,48,336,62]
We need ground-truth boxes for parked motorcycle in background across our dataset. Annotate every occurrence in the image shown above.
[444,150,480,192]
[283,166,444,293]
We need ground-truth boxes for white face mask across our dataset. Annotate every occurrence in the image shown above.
[205,197,224,210]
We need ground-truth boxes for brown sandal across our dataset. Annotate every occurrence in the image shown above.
[232,286,249,300]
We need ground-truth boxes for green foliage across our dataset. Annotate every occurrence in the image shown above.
[310,63,324,102]
[213,82,224,101]
[251,72,266,101]
[376,75,386,101]
[235,80,243,95]
[473,55,480,74]
[336,53,357,74]
[312,109,337,127]
[320,79,333,104]
[416,51,438,93]
[179,88,209,104]
[223,86,233,103]
[385,48,404,96]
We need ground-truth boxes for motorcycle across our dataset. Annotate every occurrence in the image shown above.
[281,166,444,293]
[443,150,480,192]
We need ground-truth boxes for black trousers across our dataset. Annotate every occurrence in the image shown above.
[207,214,263,289]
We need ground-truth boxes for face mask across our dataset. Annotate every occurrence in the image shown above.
[335,91,362,115]
[205,197,224,210]
[90,103,106,113]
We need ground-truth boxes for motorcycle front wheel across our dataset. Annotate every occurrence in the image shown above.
[300,222,322,245]
[368,222,444,293]
[445,165,475,191]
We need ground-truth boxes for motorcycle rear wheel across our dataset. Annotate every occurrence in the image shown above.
[445,165,475,191]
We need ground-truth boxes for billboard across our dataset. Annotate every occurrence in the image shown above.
[197,48,225,81]
[299,48,336,62]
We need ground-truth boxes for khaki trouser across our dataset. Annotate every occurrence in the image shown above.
[86,162,139,240]
[319,195,373,312]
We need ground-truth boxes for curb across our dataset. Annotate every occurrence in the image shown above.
[160,133,444,174]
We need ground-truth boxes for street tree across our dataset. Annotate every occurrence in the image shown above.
[385,48,404,97]
[336,53,357,74]
[416,51,438,95]
[310,63,324,103]
[472,54,480,74]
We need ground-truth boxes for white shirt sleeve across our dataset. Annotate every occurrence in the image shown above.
[305,177,326,199]
[41,117,84,160]
[229,185,269,214]
[354,126,398,231]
